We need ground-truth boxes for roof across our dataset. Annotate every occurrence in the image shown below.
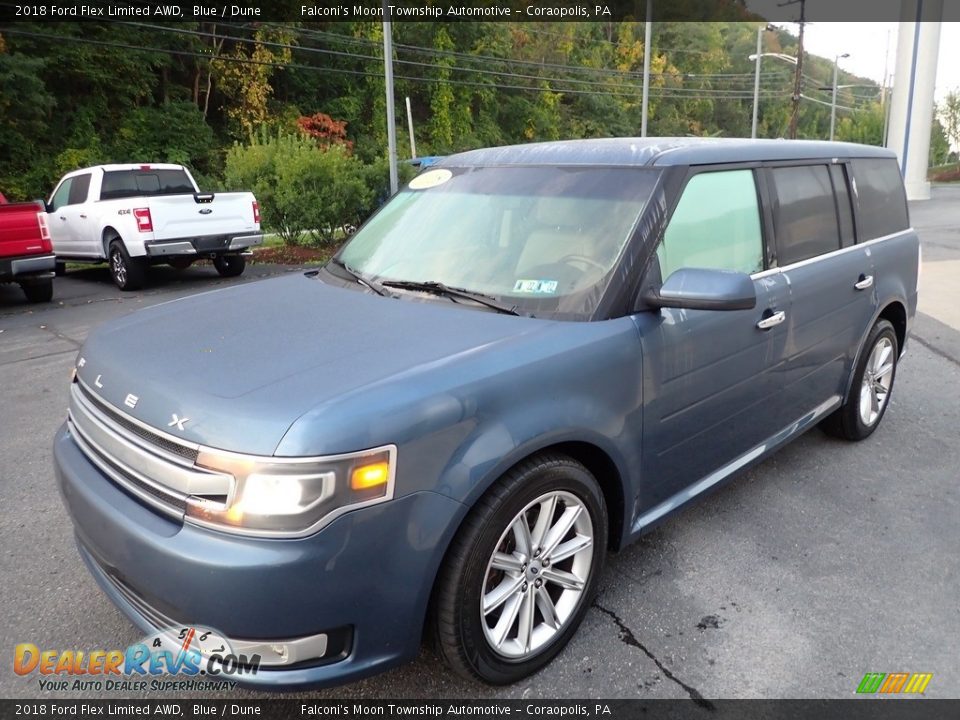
[438,137,896,168]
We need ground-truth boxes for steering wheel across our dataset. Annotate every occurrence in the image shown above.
[557,254,607,272]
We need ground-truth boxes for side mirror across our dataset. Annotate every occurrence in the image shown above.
[642,267,756,311]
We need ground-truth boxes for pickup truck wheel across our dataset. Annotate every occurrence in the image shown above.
[20,279,53,303]
[431,454,607,684]
[109,240,146,291]
[821,319,898,441]
[213,254,246,278]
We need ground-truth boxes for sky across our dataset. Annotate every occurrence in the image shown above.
[793,22,960,103]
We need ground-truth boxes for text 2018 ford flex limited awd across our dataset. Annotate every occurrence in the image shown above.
[54,138,919,688]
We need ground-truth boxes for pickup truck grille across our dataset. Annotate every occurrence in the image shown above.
[67,380,233,518]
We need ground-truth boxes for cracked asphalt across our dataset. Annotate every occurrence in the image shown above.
[2,190,959,700]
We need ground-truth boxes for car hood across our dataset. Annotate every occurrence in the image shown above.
[75,273,550,456]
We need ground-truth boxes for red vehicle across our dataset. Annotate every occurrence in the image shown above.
[0,193,56,303]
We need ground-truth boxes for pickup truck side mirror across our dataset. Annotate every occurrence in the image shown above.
[642,267,756,311]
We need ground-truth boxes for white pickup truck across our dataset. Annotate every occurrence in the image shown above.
[46,164,262,290]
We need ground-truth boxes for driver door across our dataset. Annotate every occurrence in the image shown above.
[633,168,790,515]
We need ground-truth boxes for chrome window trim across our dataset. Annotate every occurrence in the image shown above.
[750,228,913,280]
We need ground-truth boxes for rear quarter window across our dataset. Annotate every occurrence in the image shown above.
[851,158,909,240]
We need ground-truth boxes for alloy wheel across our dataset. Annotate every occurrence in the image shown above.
[480,490,594,659]
[859,336,894,426]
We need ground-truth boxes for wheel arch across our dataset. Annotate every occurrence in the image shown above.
[421,437,627,646]
[101,226,121,258]
[844,298,908,399]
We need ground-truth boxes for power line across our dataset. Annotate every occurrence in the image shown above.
[3,27,792,103]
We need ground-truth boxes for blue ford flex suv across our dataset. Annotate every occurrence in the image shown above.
[54,138,919,688]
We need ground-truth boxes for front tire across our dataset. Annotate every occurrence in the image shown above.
[213,254,245,278]
[109,240,146,291]
[432,454,607,684]
[821,319,898,441]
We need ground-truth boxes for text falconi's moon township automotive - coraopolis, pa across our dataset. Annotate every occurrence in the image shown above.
[299,5,609,18]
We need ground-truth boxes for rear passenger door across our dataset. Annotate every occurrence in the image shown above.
[635,167,791,512]
[765,162,877,419]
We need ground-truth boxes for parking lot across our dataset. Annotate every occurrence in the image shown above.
[1,189,958,700]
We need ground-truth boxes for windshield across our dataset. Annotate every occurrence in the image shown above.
[335,165,660,318]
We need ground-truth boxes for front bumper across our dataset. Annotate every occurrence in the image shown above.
[0,253,55,281]
[53,423,464,689]
[145,234,263,257]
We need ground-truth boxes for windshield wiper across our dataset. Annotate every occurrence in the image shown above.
[381,280,521,316]
[327,257,390,297]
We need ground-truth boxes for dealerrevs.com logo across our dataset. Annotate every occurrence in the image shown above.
[14,626,260,692]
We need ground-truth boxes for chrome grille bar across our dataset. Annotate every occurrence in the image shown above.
[68,381,234,516]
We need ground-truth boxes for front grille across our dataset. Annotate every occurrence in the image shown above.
[68,380,232,518]
[78,382,198,463]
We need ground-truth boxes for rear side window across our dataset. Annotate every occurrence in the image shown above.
[68,173,91,205]
[657,170,764,279]
[771,165,841,265]
[851,158,909,240]
[100,169,195,201]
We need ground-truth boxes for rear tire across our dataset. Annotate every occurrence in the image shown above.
[431,453,607,685]
[213,254,246,278]
[20,278,53,303]
[109,240,146,291]
[821,319,898,441]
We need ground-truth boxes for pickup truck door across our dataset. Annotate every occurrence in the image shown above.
[633,168,790,517]
[48,173,95,257]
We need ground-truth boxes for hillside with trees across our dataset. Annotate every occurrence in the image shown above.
[0,21,950,243]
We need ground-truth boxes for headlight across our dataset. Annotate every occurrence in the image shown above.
[184,445,396,538]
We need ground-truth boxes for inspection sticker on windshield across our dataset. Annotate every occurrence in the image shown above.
[408,168,453,190]
[513,279,558,294]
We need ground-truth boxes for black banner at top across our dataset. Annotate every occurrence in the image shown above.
[1,0,958,23]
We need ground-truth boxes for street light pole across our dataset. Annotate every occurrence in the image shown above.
[641,0,652,137]
[752,25,763,139]
[830,52,850,142]
[382,10,398,195]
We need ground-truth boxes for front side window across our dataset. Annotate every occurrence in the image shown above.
[336,166,661,318]
[49,178,73,212]
[771,165,841,265]
[657,169,763,279]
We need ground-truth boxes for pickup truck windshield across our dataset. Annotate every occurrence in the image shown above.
[336,165,660,318]
[100,169,196,201]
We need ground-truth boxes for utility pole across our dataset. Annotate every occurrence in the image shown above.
[781,0,806,139]
[382,8,398,195]
[640,0,652,137]
[751,25,763,139]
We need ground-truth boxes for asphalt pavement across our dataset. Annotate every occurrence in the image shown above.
[1,193,958,700]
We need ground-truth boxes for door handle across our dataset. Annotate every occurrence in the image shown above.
[757,310,786,330]
[854,274,874,290]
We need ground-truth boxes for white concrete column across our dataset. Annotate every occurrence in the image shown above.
[886,0,943,201]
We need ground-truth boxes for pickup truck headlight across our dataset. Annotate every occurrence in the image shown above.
[184,446,395,538]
